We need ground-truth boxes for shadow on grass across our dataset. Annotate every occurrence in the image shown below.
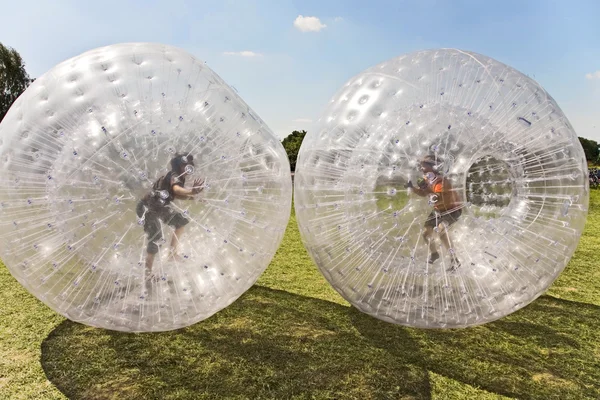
[350,295,600,400]
[41,286,600,400]
[41,286,430,400]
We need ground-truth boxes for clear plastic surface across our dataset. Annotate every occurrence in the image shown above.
[294,49,588,328]
[0,43,292,332]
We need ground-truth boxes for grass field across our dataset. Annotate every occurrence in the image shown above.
[1,192,600,399]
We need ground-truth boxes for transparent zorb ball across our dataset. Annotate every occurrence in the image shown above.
[0,43,292,332]
[294,49,588,328]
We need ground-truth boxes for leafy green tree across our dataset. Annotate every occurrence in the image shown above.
[0,42,32,123]
[578,136,599,163]
[282,130,306,171]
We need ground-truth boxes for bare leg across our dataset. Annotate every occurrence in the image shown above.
[143,212,163,285]
[145,252,155,271]
[438,222,461,270]
[423,226,437,253]
[170,226,184,251]
[423,226,439,263]
[169,226,185,261]
[437,223,452,251]
[145,252,157,288]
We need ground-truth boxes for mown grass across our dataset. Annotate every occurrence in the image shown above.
[1,192,600,399]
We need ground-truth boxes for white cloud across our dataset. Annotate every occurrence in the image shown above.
[334,16,344,22]
[293,15,327,32]
[586,71,600,80]
[223,51,262,57]
[292,118,312,123]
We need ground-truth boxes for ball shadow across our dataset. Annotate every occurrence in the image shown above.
[350,295,600,400]
[40,286,600,400]
[41,285,431,400]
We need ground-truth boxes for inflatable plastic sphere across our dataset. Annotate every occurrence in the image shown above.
[0,43,292,332]
[294,49,588,328]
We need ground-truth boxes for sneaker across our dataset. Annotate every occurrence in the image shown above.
[428,252,440,264]
[167,253,186,263]
[145,273,160,284]
[447,257,461,272]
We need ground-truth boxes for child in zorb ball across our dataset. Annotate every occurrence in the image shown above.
[405,154,463,271]
[136,153,204,279]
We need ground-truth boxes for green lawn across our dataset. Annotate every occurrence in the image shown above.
[1,192,600,399]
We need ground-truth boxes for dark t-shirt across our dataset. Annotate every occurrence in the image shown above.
[143,171,185,209]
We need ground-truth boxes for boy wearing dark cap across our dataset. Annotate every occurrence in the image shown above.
[136,153,204,278]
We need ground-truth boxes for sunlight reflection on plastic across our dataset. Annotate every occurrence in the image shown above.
[0,43,291,332]
[294,49,589,328]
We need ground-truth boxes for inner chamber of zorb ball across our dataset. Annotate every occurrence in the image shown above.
[0,43,291,332]
[294,49,588,328]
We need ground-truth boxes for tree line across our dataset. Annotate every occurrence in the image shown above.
[578,137,600,164]
[281,133,600,170]
[0,42,32,122]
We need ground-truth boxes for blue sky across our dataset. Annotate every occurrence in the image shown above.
[1,0,599,141]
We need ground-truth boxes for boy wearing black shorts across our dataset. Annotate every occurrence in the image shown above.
[136,153,204,278]
[405,154,463,271]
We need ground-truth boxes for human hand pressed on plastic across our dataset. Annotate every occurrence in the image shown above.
[192,178,204,194]
[417,178,428,189]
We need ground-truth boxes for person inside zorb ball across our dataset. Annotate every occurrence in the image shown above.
[406,154,463,271]
[0,43,292,332]
[136,152,204,277]
[294,49,589,329]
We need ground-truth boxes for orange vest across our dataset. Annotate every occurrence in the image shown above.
[424,174,461,212]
